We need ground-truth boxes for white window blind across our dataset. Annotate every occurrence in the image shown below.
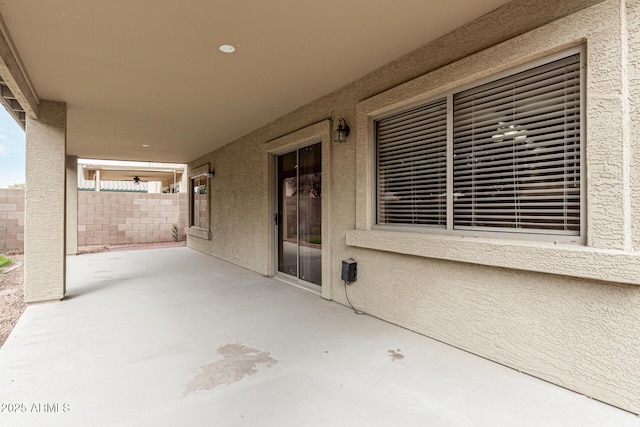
[453,54,581,235]
[374,50,582,238]
[376,99,447,226]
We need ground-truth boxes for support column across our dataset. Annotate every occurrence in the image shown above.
[66,155,78,256]
[95,169,101,192]
[24,101,67,303]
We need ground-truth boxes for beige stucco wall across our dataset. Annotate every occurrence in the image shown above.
[188,142,268,273]
[188,0,640,414]
[630,0,640,252]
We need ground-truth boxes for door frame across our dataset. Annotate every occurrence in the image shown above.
[265,120,332,300]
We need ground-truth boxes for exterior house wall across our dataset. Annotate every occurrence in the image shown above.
[630,0,640,252]
[0,189,24,251]
[77,192,187,246]
[187,0,640,413]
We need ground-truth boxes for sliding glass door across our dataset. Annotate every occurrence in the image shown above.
[276,143,322,287]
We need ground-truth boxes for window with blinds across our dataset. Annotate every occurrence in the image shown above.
[375,50,582,238]
[376,99,447,226]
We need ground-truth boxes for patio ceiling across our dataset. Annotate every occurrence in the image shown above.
[0,0,509,163]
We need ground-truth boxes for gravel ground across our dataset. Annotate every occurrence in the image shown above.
[0,252,25,349]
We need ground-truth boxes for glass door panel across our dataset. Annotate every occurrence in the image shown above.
[298,144,322,285]
[276,143,322,287]
[277,151,298,278]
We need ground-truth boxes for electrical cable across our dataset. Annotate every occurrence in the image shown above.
[343,281,364,315]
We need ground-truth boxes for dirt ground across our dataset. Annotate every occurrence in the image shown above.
[0,252,25,349]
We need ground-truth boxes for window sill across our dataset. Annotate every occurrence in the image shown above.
[346,229,640,286]
[186,227,210,240]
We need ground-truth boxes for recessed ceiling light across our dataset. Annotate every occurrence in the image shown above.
[219,44,236,54]
[142,144,150,148]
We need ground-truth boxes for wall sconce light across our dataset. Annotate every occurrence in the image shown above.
[334,118,350,143]
[206,171,215,179]
[133,176,141,185]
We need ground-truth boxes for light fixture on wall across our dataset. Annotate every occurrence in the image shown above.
[334,118,350,143]
[133,176,141,185]
[206,170,215,179]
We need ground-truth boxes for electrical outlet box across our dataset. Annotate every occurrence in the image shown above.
[341,259,357,283]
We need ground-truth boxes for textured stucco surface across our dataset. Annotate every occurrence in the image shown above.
[187,0,640,414]
[629,0,640,251]
[188,142,268,274]
[24,100,66,302]
[346,230,640,285]
[342,249,640,413]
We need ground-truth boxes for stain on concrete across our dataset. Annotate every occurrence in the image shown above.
[183,343,278,396]
[388,349,404,361]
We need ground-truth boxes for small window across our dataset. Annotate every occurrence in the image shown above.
[190,175,208,230]
[375,50,583,240]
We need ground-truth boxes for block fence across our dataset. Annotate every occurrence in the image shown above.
[0,189,188,251]
[0,189,25,251]
[78,191,188,247]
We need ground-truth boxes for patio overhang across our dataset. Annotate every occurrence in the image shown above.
[0,13,39,128]
[0,0,519,163]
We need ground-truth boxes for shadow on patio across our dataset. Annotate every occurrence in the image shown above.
[0,247,637,426]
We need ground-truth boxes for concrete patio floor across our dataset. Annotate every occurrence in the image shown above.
[0,247,638,426]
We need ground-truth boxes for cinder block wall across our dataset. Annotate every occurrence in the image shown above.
[0,189,187,250]
[77,191,187,246]
[0,189,25,250]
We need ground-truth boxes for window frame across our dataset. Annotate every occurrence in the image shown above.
[186,163,211,240]
[372,47,585,244]
[190,174,209,230]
